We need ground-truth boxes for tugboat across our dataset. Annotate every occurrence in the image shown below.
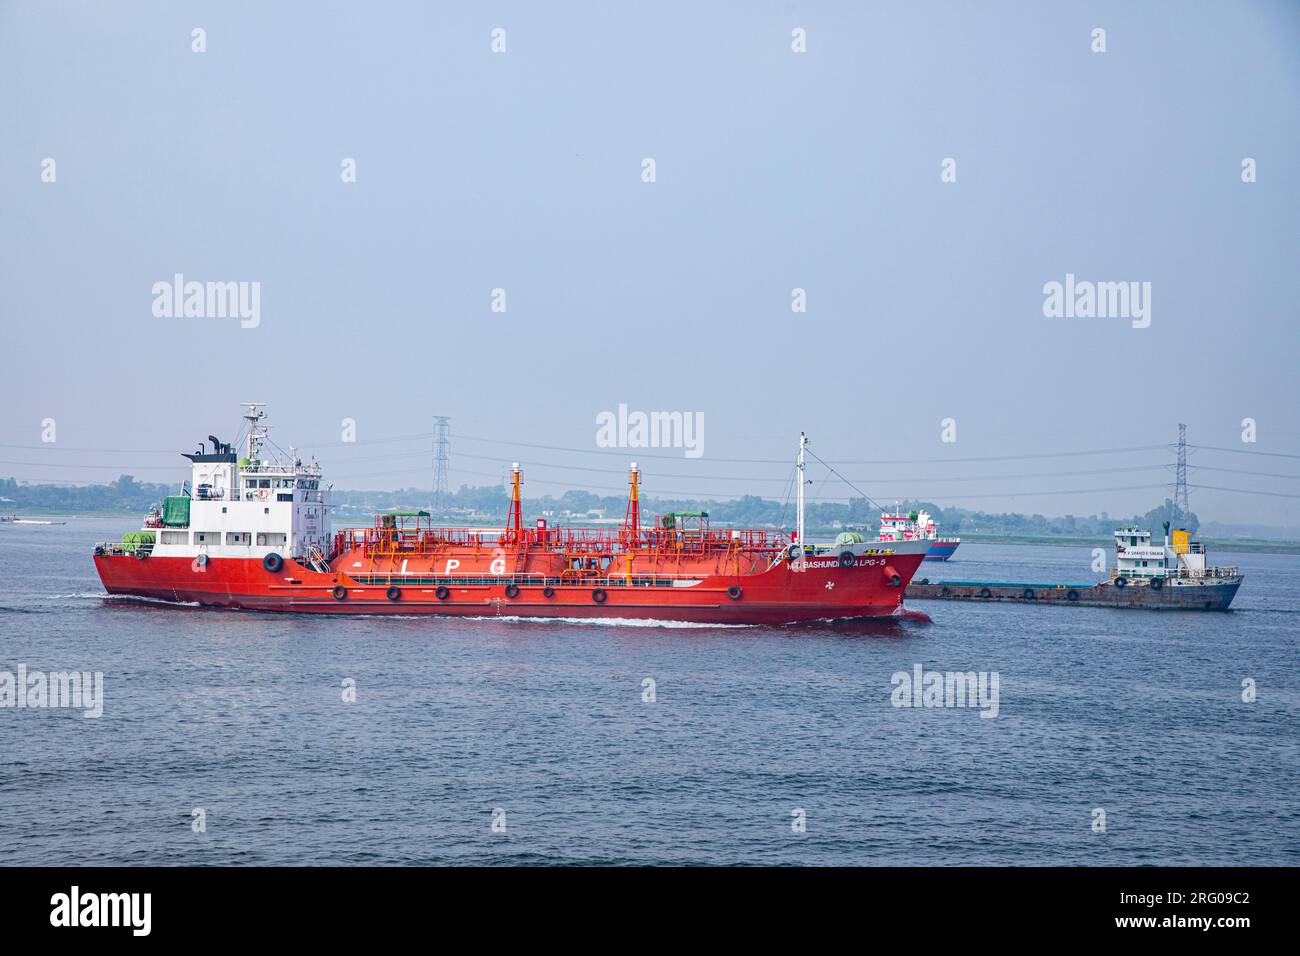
[1107,524,1242,607]
[92,407,931,624]
[878,507,961,561]
[906,523,1242,610]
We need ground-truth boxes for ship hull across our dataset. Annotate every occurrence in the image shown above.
[94,545,931,625]
[906,577,1241,610]
[924,541,959,561]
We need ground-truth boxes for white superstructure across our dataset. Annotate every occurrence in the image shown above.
[1112,525,1238,587]
[143,405,331,565]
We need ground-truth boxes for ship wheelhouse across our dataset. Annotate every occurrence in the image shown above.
[1110,525,1238,584]
[97,404,332,565]
[1113,526,1168,579]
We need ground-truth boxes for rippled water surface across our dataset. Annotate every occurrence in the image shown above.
[1,519,1296,865]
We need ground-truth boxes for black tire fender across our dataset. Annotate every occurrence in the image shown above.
[1067,589,1080,601]
[434,585,450,600]
[592,588,607,604]
[1150,577,1163,590]
[504,583,520,599]
[542,586,555,598]
[332,585,347,601]
[386,586,401,602]
[1022,588,1035,600]
[1115,576,1128,589]
[727,585,742,601]
[979,587,993,598]
[263,552,283,573]
[838,551,856,568]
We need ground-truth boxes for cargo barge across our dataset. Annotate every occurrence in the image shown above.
[907,526,1242,610]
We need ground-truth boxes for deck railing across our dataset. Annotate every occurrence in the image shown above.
[333,525,777,559]
[1111,566,1238,581]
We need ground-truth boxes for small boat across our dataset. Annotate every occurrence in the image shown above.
[907,524,1242,610]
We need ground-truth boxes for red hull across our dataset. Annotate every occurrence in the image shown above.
[94,550,927,625]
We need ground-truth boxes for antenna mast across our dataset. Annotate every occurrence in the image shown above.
[796,432,807,544]
[240,403,267,461]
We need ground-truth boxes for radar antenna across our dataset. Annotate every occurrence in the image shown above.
[240,403,269,461]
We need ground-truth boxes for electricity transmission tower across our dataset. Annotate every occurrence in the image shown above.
[432,416,450,511]
[1173,423,1190,523]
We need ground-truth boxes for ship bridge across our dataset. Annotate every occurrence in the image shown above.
[127,405,331,563]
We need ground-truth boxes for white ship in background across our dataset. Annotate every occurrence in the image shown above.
[877,508,961,561]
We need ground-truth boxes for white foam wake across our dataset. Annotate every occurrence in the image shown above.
[465,614,753,629]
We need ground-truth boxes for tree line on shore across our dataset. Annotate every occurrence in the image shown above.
[1,475,1198,537]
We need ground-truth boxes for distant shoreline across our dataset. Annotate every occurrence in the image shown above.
[11,510,1300,555]
[954,532,1300,555]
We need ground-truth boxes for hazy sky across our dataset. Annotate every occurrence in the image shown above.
[3,1,1298,524]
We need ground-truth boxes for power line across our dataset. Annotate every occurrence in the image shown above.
[323,464,1175,504]
[0,432,1178,466]
[1190,484,1300,500]
[0,443,181,454]
[18,452,1291,489]
[1191,464,1300,481]
[450,433,1173,466]
[0,460,182,472]
[11,431,1299,465]
[328,450,1175,483]
[1190,444,1300,461]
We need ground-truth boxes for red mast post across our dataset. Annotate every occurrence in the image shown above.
[506,462,523,544]
[623,462,640,539]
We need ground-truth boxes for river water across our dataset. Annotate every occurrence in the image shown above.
[1,518,1295,865]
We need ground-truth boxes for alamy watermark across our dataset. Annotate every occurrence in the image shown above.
[596,404,704,459]
[891,664,999,718]
[50,886,150,936]
[1,664,103,718]
[152,274,260,329]
[1042,273,1150,329]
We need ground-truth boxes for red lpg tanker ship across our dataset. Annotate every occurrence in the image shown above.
[93,406,930,624]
